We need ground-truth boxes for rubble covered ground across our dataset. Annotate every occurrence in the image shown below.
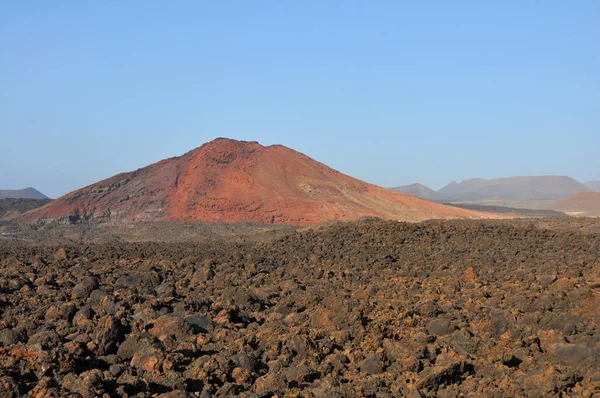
[0,218,599,397]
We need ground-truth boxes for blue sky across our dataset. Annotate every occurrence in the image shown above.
[1,1,598,198]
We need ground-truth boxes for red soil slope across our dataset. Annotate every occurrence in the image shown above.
[552,191,600,217]
[21,138,498,225]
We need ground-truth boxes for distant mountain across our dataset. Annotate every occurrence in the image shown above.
[551,192,600,217]
[0,188,49,200]
[585,181,600,191]
[20,138,491,225]
[390,183,444,201]
[437,176,591,201]
[438,178,485,200]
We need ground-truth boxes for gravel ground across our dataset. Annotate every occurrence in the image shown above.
[0,218,599,397]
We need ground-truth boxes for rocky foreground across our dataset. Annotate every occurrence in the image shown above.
[0,219,599,397]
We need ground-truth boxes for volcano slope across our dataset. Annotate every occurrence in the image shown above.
[0,217,599,397]
[21,138,492,225]
[551,192,600,217]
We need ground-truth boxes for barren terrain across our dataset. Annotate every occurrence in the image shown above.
[0,217,599,397]
[551,192,600,217]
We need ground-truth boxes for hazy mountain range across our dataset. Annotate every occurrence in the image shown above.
[389,183,446,201]
[586,181,600,191]
[391,176,595,202]
[0,188,48,200]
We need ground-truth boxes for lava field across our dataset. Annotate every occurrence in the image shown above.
[0,218,599,397]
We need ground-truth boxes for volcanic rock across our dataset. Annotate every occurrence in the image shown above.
[0,217,598,396]
[72,277,99,299]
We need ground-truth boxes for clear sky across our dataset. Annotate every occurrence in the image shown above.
[1,1,599,198]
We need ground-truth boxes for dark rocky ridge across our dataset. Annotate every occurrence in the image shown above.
[0,218,599,397]
[0,199,52,222]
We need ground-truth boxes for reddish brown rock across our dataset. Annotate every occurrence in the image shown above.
[0,217,599,397]
[53,248,67,262]
[254,372,287,394]
[0,376,19,398]
[20,138,496,225]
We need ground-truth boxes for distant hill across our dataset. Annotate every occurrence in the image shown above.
[389,183,444,201]
[551,192,600,217]
[20,138,493,225]
[0,188,49,200]
[585,181,600,191]
[437,176,591,201]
